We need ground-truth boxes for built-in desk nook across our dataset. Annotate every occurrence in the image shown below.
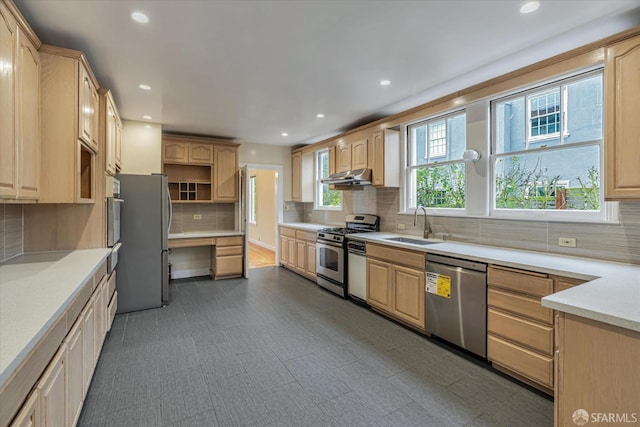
[168,232,244,280]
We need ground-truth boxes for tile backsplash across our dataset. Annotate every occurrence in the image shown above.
[299,187,640,265]
[0,205,23,262]
[169,203,236,233]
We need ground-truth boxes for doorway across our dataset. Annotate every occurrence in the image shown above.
[242,164,283,270]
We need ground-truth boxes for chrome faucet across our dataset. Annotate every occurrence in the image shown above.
[413,206,432,239]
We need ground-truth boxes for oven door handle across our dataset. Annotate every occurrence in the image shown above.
[317,240,343,249]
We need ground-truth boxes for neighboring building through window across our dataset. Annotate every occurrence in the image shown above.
[316,149,342,210]
[492,70,603,213]
[248,175,257,224]
[407,111,466,209]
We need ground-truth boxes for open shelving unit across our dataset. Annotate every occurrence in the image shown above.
[164,163,213,203]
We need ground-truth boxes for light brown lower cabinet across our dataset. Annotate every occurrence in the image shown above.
[37,344,67,427]
[555,313,640,427]
[65,316,84,427]
[9,389,39,427]
[212,236,243,278]
[278,227,316,281]
[81,295,96,394]
[366,243,425,331]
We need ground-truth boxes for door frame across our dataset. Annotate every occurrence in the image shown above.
[241,163,284,269]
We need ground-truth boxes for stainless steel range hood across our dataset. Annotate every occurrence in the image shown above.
[320,168,372,186]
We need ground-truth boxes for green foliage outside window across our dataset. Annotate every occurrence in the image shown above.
[495,156,599,210]
[415,163,465,208]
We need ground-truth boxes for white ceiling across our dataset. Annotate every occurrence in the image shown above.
[16,0,640,147]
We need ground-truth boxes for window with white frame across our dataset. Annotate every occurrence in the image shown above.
[248,175,257,224]
[316,149,342,209]
[407,111,466,209]
[492,70,603,214]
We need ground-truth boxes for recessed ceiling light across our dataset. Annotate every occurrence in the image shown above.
[519,1,540,14]
[281,132,288,137]
[131,11,149,24]
[316,114,325,118]
[143,115,152,120]
[139,84,151,91]
[379,79,391,86]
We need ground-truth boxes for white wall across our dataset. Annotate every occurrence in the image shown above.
[238,142,292,201]
[121,120,162,174]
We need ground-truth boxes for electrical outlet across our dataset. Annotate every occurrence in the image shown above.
[558,237,577,247]
[194,214,202,220]
[397,223,406,230]
[308,213,312,217]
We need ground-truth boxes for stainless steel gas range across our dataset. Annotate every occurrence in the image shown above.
[316,214,379,298]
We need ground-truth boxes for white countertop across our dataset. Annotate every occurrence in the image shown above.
[350,232,640,333]
[168,231,244,239]
[0,249,110,388]
[280,222,328,232]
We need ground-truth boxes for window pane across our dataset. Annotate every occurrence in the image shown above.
[564,74,603,144]
[409,112,466,166]
[495,97,526,154]
[495,145,600,210]
[411,163,465,208]
[317,149,341,208]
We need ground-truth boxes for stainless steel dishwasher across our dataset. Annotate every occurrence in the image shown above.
[425,254,487,358]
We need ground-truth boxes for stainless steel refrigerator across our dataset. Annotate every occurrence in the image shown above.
[115,173,171,313]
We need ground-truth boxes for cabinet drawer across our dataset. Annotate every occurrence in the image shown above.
[216,236,243,246]
[280,227,296,238]
[107,270,116,301]
[488,266,553,297]
[93,260,107,289]
[216,255,243,276]
[488,287,553,324]
[107,291,117,332]
[488,334,553,388]
[367,243,425,270]
[168,237,215,248]
[555,276,586,292]
[296,230,316,242]
[217,245,242,256]
[488,308,553,355]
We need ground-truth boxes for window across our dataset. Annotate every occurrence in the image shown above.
[492,70,603,215]
[248,175,257,224]
[407,111,466,209]
[316,149,342,210]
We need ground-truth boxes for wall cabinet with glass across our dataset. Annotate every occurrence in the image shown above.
[0,1,41,202]
[605,34,640,200]
[39,45,99,203]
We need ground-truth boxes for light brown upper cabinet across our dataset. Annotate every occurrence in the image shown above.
[605,34,640,200]
[78,64,99,153]
[213,144,238,202]
[336,139,368,173]
[189,143,214,164]
[39,45,99,203]
[336,143,352,173]
[351,139,368,170]
[162,139,188,164]
[291,150,313,202]
[99,89,121,176]
[0,1,41,202]
[371,129,400,187]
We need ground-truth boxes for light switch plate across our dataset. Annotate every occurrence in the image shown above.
[558,237,577,247]
[194,214,202,220]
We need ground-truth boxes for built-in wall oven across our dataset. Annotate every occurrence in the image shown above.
[106,176,123,273]
[316,214,379,298]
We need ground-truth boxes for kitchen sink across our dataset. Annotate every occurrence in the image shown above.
[383,237,442,246]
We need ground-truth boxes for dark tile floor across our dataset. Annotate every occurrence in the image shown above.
[78,267,553,427]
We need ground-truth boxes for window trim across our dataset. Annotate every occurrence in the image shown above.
[314,148,343,211]
[248,175,257,224]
